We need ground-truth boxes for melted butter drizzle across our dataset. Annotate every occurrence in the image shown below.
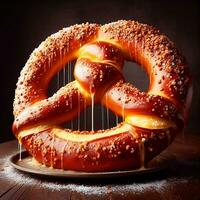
[68,61,73,130]
[32,134,35,161]
[50,134,55,168]
[116,115,119,126]
[91,93,95,132]
[101,103,105,130]
[105,93,110,129]
[139,137,146,169]
[61,143,68,170]
[122,99,125,121]
[84,98,87,130]
[78,89,80,131]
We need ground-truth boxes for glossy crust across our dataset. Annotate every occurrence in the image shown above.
[21,125,177,172]
[13,20,192,172]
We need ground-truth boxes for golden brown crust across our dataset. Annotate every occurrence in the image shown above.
[13,20,191,172]
[99,20,191,107]
[21,125,177,172]
[13,23,100,117]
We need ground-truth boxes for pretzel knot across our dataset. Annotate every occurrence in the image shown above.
[13,20,192,172]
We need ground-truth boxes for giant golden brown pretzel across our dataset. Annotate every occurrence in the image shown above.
[13,20,192,172]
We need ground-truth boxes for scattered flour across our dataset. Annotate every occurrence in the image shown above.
[0,156,187,196]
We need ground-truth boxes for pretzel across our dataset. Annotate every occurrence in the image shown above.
[12,20,192,172]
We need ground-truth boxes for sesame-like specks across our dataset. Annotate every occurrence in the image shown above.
[84,154,88,159]
[130,148,135,154]
[126,145,130,150]
[102,147,107,151]
[13,20,191,171]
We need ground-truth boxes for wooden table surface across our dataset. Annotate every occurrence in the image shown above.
[0,133,200,200]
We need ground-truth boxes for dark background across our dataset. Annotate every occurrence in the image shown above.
[1,0,199,143]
